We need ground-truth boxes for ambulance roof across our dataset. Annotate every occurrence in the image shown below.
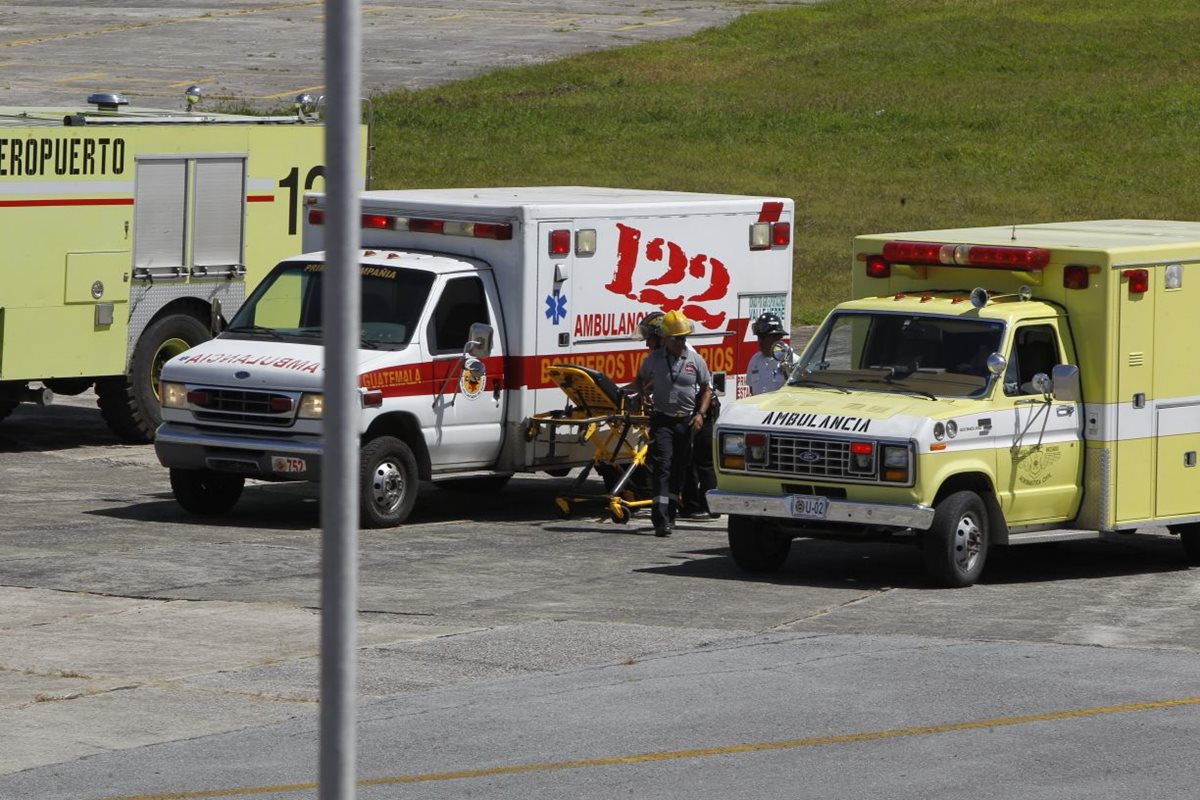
[0,106,307,128]
[354,186,785,218]
[858,219,1200,256]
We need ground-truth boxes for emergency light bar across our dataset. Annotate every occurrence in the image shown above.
[307,208,513,240]
[879,241,1050,271]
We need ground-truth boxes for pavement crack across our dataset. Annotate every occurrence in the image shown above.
[767,588,895,630]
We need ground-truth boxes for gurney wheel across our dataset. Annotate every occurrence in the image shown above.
[555,497,572,518]
[609,503,631,525]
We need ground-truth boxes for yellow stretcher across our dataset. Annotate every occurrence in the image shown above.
[523,363,653,523]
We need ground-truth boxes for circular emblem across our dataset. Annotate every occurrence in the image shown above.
[799,450,821,463]
[234,371,251,379]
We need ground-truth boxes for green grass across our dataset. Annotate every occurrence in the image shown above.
[369,0,1200,323]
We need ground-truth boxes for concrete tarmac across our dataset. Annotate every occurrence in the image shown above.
[1,394,1199,798]
[1,1,814,110]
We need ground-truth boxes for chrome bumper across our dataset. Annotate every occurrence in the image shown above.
[154,423,323,479]
[706,490,936,530]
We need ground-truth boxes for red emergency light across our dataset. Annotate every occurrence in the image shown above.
[309,209,512,240]
[1124,268,1149,295]
[880,241,1051,271]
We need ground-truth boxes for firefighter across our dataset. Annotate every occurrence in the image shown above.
[746,312,789,395]
[636,310,712,537]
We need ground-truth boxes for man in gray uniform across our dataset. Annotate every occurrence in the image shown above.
[635,310,712,537]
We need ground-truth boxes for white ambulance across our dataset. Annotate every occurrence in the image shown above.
[153,187,794,525]
[710,219,1200,587]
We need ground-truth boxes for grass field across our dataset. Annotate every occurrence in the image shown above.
[369,0,1200,323]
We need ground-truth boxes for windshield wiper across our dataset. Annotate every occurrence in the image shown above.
[789,375,850,394]
[225,324,284,340]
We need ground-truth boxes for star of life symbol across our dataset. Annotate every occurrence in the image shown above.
[545,292,568,325]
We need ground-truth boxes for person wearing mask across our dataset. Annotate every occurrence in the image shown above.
[746,312,789,396]
[635,310,712,537]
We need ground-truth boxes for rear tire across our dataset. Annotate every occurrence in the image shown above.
[922,490,989,587]
[98,313,210,443]
[360,436,419,528]
[727,514,791,573]
[1174,523,1200,566]
[169,468,244,515]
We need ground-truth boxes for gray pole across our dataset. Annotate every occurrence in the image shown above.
[321,1,361,799]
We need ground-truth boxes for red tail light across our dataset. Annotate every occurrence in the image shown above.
[771,222,791,247]
[549,229,571,256]
[866,256,891,279]
[1124,268,1149,295]
[1063,265,1090,290]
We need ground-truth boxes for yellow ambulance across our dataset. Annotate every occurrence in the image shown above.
[709,219,1200,586]
[0,91,365,442]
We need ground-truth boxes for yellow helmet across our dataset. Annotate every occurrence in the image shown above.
[660,310,695,338]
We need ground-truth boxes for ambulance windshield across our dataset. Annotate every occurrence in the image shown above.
[225,260,435,350]
[792,311,1004,399]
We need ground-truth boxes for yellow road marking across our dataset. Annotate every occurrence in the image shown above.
[0,2,322,49]
[617,17,685,31]
[100,694,1200,800]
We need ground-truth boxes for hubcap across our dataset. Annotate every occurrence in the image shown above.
[371,459,405,514]
[152,336,192,400]
[952,513,983,573]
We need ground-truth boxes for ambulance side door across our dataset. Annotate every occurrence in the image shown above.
[425,273,507,468]
[994,321,1084,524]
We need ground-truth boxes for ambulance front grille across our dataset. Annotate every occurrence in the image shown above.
[191,389,295,427]
[750,436,853,479]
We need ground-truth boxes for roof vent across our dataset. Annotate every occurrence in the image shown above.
[87,92,129,111]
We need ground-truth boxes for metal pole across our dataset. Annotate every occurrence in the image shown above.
[321,1,361,799]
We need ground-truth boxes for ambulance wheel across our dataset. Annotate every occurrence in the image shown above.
[1174,524,1200,565]
[169,468,244,515]
[360,436,418,528]
[98,312,210,443]
[434,475,512,492]
[923,491,989,587]
[727,514,791,573]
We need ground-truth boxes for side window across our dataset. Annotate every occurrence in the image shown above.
[1004,325,1062,396]
[430,277,489,355]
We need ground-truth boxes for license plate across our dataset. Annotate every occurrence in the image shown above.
[271,456,306,474]
[788,495,828,519]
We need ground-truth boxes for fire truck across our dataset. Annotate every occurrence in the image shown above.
[153,187,794,525]
[0,90,365,442]
[710,219,1200,586]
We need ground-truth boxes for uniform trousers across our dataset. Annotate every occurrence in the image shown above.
[649,412,694,531]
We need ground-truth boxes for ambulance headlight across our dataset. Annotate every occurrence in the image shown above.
[161,381,188,409]
[299,393,324,419]
[720,433,746,470]
[882,445,912,483]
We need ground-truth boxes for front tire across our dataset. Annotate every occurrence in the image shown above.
[923,490,989,587]
[169,468,244,515]
[98,312,210,443]
[360,436,419,528]
[727,514,792,573]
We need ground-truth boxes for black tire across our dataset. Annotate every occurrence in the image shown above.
[1174,523,1200,566]
[727,514,791,573]
[97,313,211,443]
[360,436,419,528]
[922,490,989,587]
[433,475,512,492]
[169,468,244,515]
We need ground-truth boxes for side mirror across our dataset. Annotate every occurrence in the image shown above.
[770,340,794,364]
[986,352,1007,375]
[711,371,726,396]
[466,322,493,358]
[1050,364,1081,402]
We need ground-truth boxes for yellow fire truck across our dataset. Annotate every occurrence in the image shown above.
[710,219,1200,586]
[0,91,365,442]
